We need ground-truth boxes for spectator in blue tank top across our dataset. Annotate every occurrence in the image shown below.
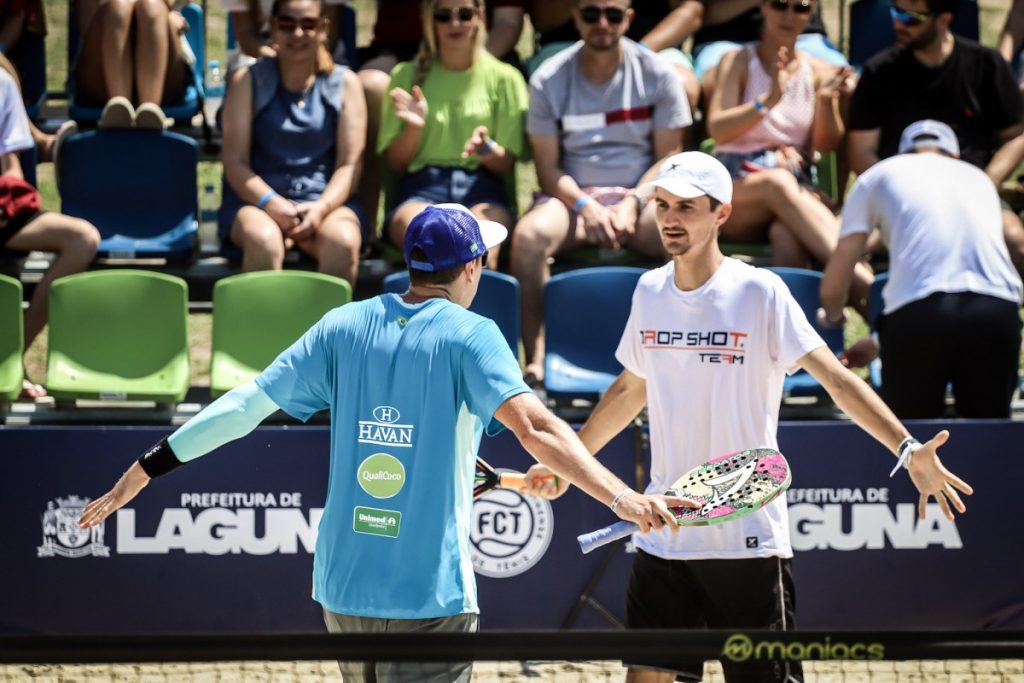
[219,0,366,286]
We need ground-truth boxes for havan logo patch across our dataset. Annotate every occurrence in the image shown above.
[358,406,414,448]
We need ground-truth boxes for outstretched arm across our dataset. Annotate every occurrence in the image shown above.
[78,382,281,529]
[496,392,694,532]
[799,347,974,520]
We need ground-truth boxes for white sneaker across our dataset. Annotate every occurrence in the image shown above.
[98,96,135,129]
[135,102,169,131]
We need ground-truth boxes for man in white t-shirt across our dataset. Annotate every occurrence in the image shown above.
[822,119,1023,419]
[551,152,973,683]
[510,0,693,387]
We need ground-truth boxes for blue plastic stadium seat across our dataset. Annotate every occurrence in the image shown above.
[543,267,647,401]
[382,270,521,354]
[67,3,206,122]
[764,267,844,398]
[57,129,198,260]
[849,0,978,69]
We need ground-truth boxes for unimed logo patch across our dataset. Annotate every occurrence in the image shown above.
[353,506,401,538]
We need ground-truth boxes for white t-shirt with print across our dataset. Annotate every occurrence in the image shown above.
[840,153,1023,314]
[615,258,824,560]
[0,69,33,156]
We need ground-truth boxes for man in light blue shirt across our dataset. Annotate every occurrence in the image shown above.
[79,203,688,683]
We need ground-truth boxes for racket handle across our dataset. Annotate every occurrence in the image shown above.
[577,521,638,554]
[498,472,528,491]
[497,472,559,493]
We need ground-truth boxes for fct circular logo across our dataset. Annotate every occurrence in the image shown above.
[357,454,406,499]
[471,486,553,578]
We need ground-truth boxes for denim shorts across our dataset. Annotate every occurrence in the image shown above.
[392,165,513,218]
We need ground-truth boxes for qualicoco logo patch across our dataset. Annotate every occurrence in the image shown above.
[357,453,406,499]
[471,486,553,578]
[38,496,110,558]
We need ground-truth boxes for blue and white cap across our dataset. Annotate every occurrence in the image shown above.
[637,151,733,204]
[898,119,960,157]
[404,203,508,272]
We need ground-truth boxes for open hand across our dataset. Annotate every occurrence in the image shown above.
[390,85,428,129]
[78,462,150,530]
[906,430,974,520]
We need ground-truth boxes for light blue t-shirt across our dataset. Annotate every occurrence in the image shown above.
[255,294,530,619]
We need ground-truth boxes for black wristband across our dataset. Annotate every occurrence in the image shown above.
[137,437,184,478]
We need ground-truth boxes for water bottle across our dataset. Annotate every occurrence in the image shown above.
[204,59,225,123]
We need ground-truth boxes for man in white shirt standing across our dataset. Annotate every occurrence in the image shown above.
[822,119,1023,419]
[549,151,973,683]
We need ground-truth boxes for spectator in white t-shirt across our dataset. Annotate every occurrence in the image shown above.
[510,0,692,387]
[822,120,1023,419]
[533,151,972,683]
[0,68,99,399]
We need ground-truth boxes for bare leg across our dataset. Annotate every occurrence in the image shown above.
[387,200,432,250]
[509,199,576,383]
[4,214,100,347]
[134,0,188,106]
[230,206,288,271]
[298,206,362,286]
[469,202,514,270]
[358,64,399,227]
[769,219,812,267]
[75,0,134,103]
[624,203,669,258]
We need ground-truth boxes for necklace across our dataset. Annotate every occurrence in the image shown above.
[295,79,315,109]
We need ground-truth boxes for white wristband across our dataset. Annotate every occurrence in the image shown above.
[889,437,921,477]
[609,487,634,512]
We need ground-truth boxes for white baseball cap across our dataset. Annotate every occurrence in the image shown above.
[898,119,960,157]
[637,151,733,204]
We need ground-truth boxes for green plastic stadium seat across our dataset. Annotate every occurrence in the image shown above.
[46,270,190,404]
[210,271,353,398]
[0,274,24,401]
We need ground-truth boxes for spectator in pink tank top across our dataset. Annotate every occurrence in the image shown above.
[705,0,872,314]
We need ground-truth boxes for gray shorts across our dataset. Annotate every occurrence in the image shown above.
[322,608,479,683]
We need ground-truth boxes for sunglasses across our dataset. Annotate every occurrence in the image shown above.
[889,3,932,25]
[579,6,627,24]
[273,15,321,32]
[766,0,813,14]
[433,6,477,22]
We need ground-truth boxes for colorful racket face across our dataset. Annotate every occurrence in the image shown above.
[667,448,791,526]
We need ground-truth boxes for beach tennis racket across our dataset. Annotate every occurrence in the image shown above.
[577,448,791,554]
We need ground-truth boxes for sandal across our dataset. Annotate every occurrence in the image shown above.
[18,379,47,401]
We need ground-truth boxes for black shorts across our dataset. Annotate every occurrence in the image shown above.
[877,291,1022,418]
[625,550,802,683]
[0,209,44,250]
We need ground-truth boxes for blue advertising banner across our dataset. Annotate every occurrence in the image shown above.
[1,420,1020,634]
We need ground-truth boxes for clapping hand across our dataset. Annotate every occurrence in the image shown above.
[390,85,428,129]
[461,126,493,159]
